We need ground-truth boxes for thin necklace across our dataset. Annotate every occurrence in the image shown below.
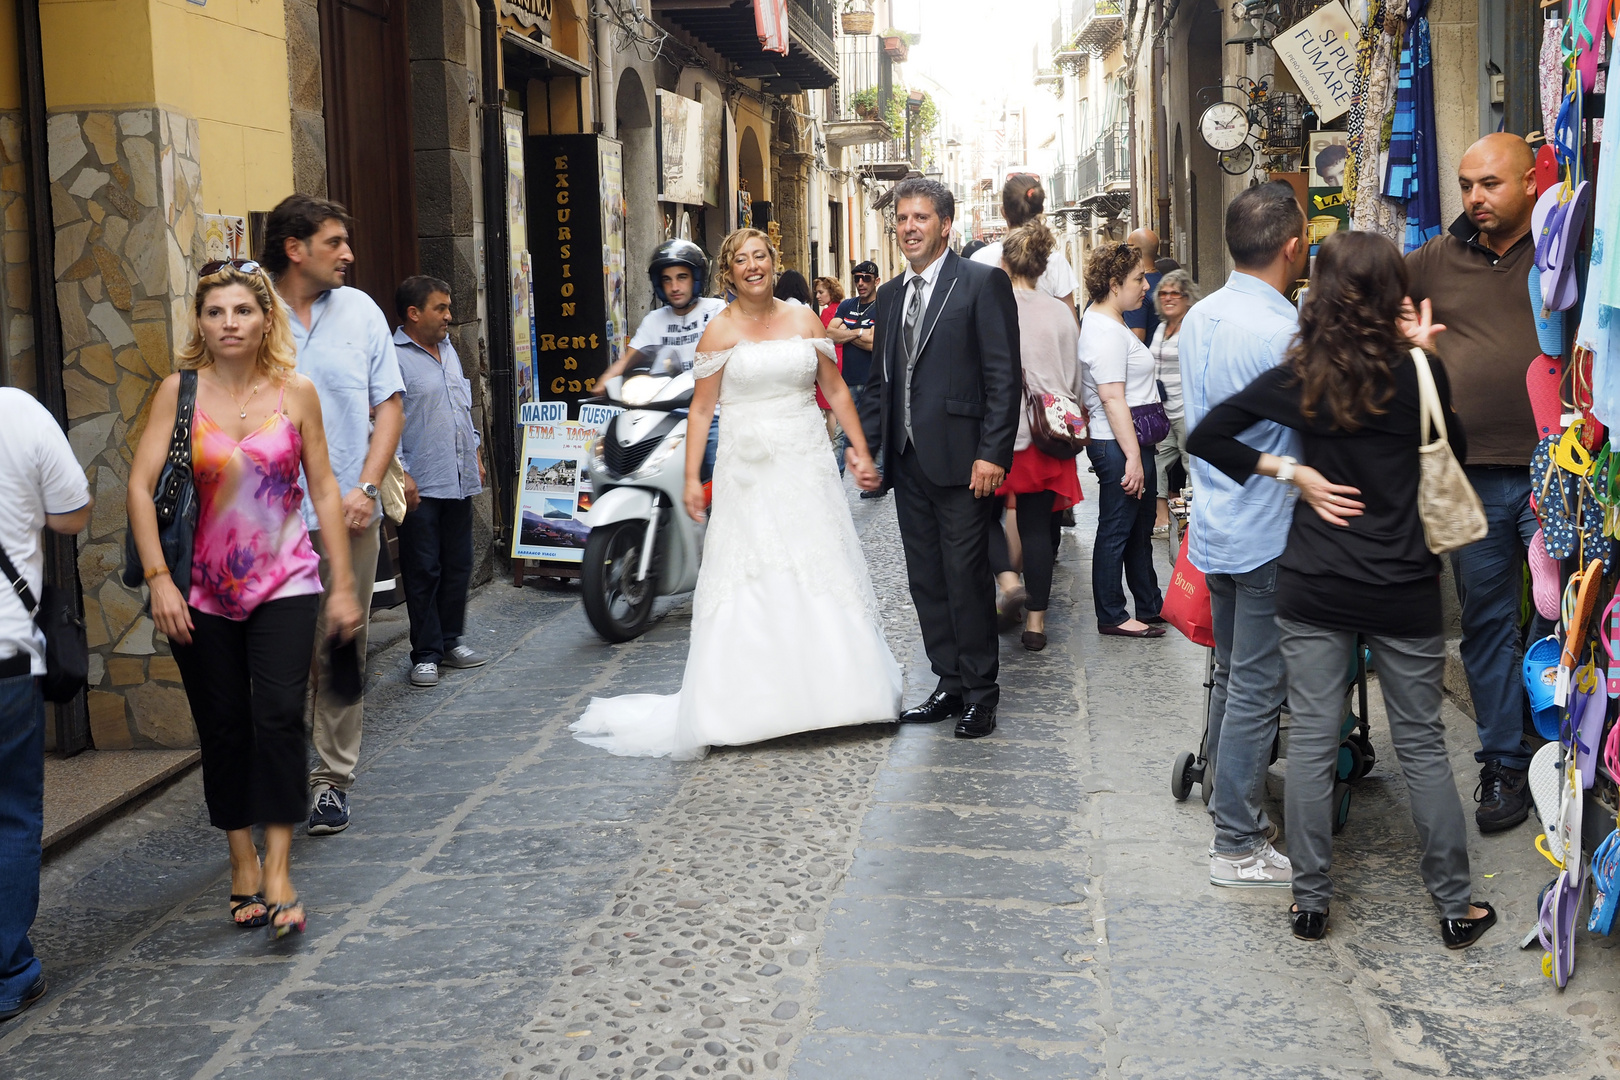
[221,377,261,419]
[736,300,775,329]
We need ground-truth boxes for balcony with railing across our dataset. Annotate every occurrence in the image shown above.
[828,32,892,147]
[1034,42,1063,89]
[1074,123,1131,212]
[651,0,838,88]
[1071,0,1124,53]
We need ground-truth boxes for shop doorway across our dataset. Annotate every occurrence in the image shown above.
[320,0,419,309]
[617,68,658,319]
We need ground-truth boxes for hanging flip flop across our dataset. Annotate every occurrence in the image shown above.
[1577,0,1609,92]
[1531,740,1567,861]
[1601,596,1620,696]
[1537,142,1562,194]
[1539,864,1584,988]
[1528,355,1566,438]
[1530,529,1563,619]
[1535,182,1569,274]
[1532,436,1581,558]
[1546,181,1594,312]
[1589,830,1620,935]
[1556,558,1604,706]
[1530,268,1566,357]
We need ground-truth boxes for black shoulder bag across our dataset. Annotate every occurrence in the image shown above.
[123,370,199,589]
[0,543,89,703]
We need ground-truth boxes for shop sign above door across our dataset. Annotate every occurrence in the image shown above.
[502,0,552,32]
[1273,1,1362,123]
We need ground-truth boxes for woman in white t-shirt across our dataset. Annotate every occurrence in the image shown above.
[970,174,1077,320]
[1080,242,1165,638]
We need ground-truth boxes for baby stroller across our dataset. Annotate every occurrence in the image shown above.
[1172,637,1376,835]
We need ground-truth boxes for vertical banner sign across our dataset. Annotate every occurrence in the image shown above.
[527,134,616,410]
[511,420,593,562]
[599,139,628,375]
[505,110,537,414]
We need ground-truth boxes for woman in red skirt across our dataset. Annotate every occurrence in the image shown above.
[988,220,1083,651]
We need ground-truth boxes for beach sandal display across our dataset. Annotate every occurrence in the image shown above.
[1531,740,1567,861]
[1534,182,1569,277]
[1530,268,1566,357]
[1539,864,1584,988]
[1527,355,1566,440]
[1545,181,1593,312]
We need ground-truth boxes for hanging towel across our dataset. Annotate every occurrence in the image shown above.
[1382,0,1441,252]
[1349,1,1409,241]
[754,0,788,54]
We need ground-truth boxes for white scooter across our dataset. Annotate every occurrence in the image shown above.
[580,362,705,641]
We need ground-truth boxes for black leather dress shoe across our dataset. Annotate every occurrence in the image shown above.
[954,702,997,739]
[1440,901,1497,950]
[898,690,964,724]
[1290,906,1328,941]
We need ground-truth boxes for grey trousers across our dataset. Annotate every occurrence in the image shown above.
[1277,619,1473,919]
[1206,560,1286,856]
[309,520,381,794]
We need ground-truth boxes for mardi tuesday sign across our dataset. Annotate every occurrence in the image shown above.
[1273,2,1363,123]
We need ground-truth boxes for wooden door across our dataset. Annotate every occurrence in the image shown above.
[320,0,418,309]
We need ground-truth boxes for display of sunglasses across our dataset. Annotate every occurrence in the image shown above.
[200,258,263,277]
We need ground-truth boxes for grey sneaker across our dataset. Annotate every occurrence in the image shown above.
[1210,841,1293,888]
[441,645,488,669]
[410,662,439,687]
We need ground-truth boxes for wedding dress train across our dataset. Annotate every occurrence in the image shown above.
[571,336,902,759]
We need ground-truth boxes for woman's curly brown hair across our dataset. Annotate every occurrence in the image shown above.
[1287,230,1410,432]
[1001,220,1056,283]
[1083,242,1142,303]
[714,228,780,296]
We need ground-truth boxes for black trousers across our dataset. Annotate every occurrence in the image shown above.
[893,447,1001,706]
[171,594,320,830]
[396,496,475,665]
[987,490,1060,611]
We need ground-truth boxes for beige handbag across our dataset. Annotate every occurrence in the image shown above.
[1411,348,1487,554]
[379,455,408,524]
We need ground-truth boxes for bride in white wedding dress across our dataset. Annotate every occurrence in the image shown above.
[571,229,902,759]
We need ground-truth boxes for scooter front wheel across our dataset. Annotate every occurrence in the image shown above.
[581,520,657,642]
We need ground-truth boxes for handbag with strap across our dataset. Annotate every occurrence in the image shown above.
[0,542,89,703]
[123,370,199,588]
[1411,347,1488,554]
[1024,374,1089,460]
[1130,401,1171,446]
[379,455,408,524]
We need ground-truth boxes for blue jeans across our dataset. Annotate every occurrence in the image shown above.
[702,412,720,483]
[0,671,44,1011]
[836,383,867,474]
[1205,560,1287,856]
[1087,438,1162,628]
[1450,466,1545,770]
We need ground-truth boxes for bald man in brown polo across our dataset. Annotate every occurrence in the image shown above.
[1405,133,1543,835]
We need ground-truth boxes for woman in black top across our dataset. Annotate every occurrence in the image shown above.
[1187,231,1495,950]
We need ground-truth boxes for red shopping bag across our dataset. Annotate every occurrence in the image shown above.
[1162,530,1214,647]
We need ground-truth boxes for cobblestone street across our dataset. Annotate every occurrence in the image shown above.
[3,480,1618,1080]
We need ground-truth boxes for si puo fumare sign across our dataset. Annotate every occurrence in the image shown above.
[1274,2,1363,124]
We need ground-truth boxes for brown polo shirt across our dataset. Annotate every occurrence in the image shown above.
[1405,216,1541,466]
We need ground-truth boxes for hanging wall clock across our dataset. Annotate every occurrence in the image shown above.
[1218,143,1255,175]
[1199,101,1250,152]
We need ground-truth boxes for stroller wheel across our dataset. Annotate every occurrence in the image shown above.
[1171,751,1197,801]
[1340,740,1365,784]
[1348,733,1376,779]
[1332,782,1352,835]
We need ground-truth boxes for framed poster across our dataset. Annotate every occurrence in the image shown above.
[1308,131,1349,187]
[1306,132,1349,251]
[526,134,620,410]
[656,90,706,205]
[512,420,593,562]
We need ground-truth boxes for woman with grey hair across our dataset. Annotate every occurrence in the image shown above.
[1151,268,1201,536]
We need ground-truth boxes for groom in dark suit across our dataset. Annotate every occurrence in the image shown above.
[850,178,1021,738]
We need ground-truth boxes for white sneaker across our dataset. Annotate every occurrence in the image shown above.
[1210,841,1293,888]
[410,662,439,688]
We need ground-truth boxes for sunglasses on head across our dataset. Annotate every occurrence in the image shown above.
[199,258,263,277]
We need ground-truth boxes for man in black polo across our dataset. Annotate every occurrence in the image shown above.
[828,261,882,497]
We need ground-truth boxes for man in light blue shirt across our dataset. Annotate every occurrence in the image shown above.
[264,194,405,838]
[393,275,487,690]
[1179,182,1306,889]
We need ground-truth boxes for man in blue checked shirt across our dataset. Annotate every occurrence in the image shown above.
[1179,182,1307,891]
[393,275,488,692]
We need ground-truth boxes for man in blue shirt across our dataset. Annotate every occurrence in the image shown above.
[1122,228,1162,343]
[265,194,405,838]
[393,275,487,690]
[1179,183,1307,889]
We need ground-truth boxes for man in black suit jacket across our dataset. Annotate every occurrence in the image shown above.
[851,178,1021,738]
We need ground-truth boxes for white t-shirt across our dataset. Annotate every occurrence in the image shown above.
[1079,312,1159,439]
[0,388,91,674]
[970,243,1077,301]
[627,297,728,372]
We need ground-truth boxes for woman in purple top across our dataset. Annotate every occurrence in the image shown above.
[129,262,361,940]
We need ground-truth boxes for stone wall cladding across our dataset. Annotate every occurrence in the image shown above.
[50,107,205,750]
[285,0,329,198]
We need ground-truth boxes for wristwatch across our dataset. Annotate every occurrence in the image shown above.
[1274,456,1298,484]
[360,482,379,500]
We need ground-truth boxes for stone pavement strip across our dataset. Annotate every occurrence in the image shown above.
[2,479,1618,1079]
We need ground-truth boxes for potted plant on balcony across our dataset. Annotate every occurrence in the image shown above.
[880,28,916,62]
[850,87,881,120]
[841,0,874,35]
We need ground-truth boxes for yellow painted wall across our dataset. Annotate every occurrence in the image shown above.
[0,0,22,111]
[38,0,291,219]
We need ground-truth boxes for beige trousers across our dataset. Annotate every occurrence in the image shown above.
[308,519,380,794]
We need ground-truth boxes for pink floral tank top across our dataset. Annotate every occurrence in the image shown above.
[189,386,324,620]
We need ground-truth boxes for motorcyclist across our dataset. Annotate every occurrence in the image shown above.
[601,240,724,476]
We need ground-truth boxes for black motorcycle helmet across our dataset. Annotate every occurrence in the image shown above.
[649,239,708,307]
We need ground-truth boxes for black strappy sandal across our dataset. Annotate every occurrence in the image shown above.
[230,894,269,929]
[267,899,306,940]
